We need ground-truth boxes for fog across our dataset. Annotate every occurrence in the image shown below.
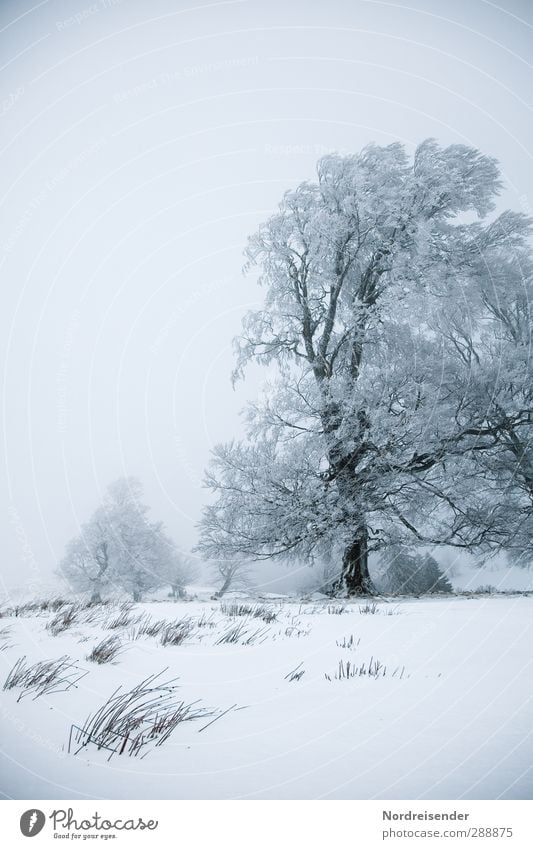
[1,0,532,594]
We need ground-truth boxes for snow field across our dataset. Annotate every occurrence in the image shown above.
[0,594,531,800]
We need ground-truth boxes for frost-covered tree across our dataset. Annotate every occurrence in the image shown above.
[212,559,249,598]
[164,554,198,599]
[59,511,113,603]
[198,141,533,594]
[59,477,178,601]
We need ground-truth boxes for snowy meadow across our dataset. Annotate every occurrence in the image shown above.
[1,591,531,800]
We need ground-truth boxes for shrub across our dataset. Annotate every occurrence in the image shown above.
[379,548,453,595]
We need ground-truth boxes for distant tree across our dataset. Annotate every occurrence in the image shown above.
[424,557,453,594]
[103,478,174,602]
[380,547,453,595]
[198,140,533,595]
[59,511,112,603]
[211,559,249,598]
[164,554,198,599]
[59,477,178,602]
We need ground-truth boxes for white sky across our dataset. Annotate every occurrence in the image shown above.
[1,0,532,593]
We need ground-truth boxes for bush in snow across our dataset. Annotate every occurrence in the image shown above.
[379,547,453,595]
[164,555,198,599]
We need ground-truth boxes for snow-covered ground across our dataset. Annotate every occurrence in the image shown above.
[0,593,531,800]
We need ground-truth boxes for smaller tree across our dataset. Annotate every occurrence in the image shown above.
[379,548,453,596]
[211,559,249,598]
[59,477,178,602]
[59,511,112,603]
[164,554,198,599]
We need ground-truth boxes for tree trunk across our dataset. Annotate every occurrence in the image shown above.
[132,589,142,602]
[214,574,233,598]
[338,530,375,596]
[321,398,375,596]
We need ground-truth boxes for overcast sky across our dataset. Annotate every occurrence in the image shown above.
[1,0,532,594]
